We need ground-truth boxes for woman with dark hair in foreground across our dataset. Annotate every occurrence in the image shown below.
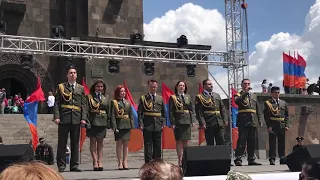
[300,160,320,180]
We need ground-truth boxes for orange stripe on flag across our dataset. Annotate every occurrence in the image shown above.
[162,127,176,149]
[198,128,205,146]
[128,129,144,152]
[79,127,86,153]
[198,83,206,146]
[232,128,238,150]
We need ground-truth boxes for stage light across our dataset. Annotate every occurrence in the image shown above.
[177,35,188,48]
[51,25,64,38]
[186,65,196,77]
[130,33,143,44]
[144,62,155,76]
[0,20,7,34]
[108,59,120,73]
[20,55,33,70]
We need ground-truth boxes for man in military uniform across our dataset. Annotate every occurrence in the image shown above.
[234,79,262,166]
[35,137,54,165]
[263,86,289,165]
[138,80,166,163]
[53,65,88,172]
[195,79,228,146]
[292,137,304,152]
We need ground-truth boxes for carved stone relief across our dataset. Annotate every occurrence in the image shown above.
[0,53,53,95]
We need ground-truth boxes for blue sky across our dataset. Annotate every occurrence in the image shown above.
[144,0,315,52]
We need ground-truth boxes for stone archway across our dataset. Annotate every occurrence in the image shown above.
[0,54,54,99]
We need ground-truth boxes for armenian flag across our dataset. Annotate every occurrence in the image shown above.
[23,77,45,150]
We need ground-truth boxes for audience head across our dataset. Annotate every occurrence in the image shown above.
[262,79,267,84]
[139,159,183,180]
[0,161,64,180]
[300,160,320,180]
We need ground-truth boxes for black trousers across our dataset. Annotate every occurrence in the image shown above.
[47,107,53,114]
[56,124,80,170]
[204,126,225,145]
[269,127,285,160]
[143,130,162,163]
[235,127,257,161]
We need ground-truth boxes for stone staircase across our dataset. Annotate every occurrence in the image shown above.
[0,115,202,163]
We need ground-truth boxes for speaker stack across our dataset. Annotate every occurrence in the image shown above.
[182,145,231,176]
[286,144,320,172]
[0,144,35,172]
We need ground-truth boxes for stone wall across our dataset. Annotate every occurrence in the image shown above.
[0,114,202,162]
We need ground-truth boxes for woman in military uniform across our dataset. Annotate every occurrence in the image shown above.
[169,81,194,167]
[86,79,109,171]
[110,85,134,170]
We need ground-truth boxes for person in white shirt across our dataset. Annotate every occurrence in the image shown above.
[261,79,267,93]
[47,91,55,114]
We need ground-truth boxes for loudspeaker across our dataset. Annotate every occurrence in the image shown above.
[286,144,320,172]
[182,145,231,176]
[0,144,35,172]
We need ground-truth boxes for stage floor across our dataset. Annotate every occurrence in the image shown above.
[55,159,292,180]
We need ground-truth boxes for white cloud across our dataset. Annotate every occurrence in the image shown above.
[144,1,320,98]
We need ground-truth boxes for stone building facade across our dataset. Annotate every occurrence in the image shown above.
[0,0,209,104]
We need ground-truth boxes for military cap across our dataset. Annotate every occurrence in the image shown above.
[296,136,304,141]
[39,137,45,142]
[226,170,252,180]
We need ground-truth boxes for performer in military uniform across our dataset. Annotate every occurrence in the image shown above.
[234,79,262,166]
[195,79,228,146]
[138,80,166,163]
[169,81,194,167]
[110,85,134,170]
[263,86,289,165]
[53,65,88,172]
[86,79,109,171]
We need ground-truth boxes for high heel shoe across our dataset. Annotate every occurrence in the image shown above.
[93,162,99,171]
[123,161,129,170]
[118,163,123,170]
[98,161,103,171]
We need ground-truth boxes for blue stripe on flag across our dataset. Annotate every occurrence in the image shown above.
[131,105,139,128]
[231,107,238,128]
[165,104,170,126]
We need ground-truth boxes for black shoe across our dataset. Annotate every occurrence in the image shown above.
[58,168,65,173]
[98,167,103,171]
[70,168,82,172]
[269,159,275,165]
[280,159,286,165]
[124,167,129,170]
[93,167,99,171]
[234,161,242,166]
[248,161,262,166]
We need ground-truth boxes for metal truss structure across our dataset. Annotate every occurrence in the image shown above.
[225,0,249,156]
[225,0,249,92]
[0,34,247,66]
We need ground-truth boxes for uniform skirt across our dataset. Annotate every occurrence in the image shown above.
[114,129,131,141]
[86,126,107,138]
[174,124,191,141]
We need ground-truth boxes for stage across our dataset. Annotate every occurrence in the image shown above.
[56,159,299,180]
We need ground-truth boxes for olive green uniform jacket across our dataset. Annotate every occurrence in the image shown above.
[138,93,166,132]
[53,82,88,124]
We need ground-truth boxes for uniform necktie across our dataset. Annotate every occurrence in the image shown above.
[152,94,155,102]
[71,84,74,92]
[181,95,186,104]
[98,93,101,102]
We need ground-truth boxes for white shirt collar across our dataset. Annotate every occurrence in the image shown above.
[272,98,279,102]
[68,82,76,87]
[203,90,212,95]
[149,93,156,96]
[178,93,185,96]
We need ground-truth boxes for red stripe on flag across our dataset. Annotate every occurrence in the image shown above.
[80,77,89,153]
[161,82,176,149]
